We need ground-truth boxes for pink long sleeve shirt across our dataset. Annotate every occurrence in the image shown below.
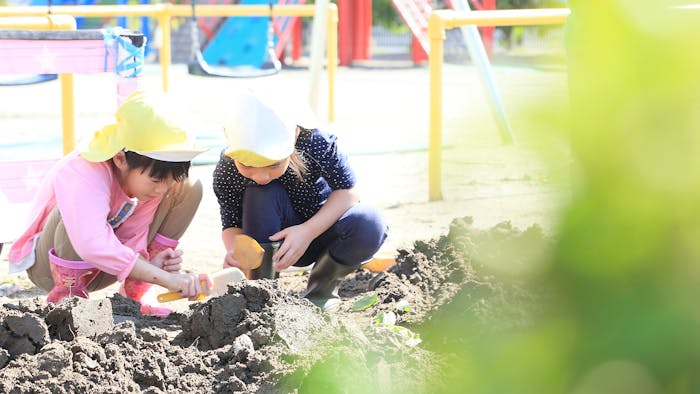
[8,151,161,281]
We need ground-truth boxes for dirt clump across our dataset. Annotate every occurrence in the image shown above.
[0,217,548,393]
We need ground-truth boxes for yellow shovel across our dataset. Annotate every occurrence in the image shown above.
[362,253,397,272]
[156,234,264,302]
[156,267,246,302]
[230,233,265,270]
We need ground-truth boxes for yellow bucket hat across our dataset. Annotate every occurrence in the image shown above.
[80,90,207,163]
[223,90,317,168]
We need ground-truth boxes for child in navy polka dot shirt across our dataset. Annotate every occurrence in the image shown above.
[213,91,388,311]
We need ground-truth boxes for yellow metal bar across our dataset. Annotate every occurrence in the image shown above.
[326,3,338,122]
[0,3,327,98]
[59,74,75,154]
[426,8,569,200]
[1,3,337,146]
[169,4,316,17]
[0,14,75,29]
[428,12,446,201]
[0,4,317,18]
[434,8,570,28]
[157,7,171,92]
[56,17,78,155]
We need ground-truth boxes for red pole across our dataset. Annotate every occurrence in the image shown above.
[351,0,363,61]
[338,0,353,66]
[479,0,495,57]
[359,0,372,60]
[291,17,302,62]
[411,36,428,64]
[351,0,373,61]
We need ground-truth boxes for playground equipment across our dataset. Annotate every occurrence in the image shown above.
[32,0,155,54]
[0,0,151,86]
[0,1,64,86]
[271,0,305,62]
[0,14,145,248]
[0,73,57,86]
[188,0,281,78]
[388,0,496,65]
[307,0,335,115]
[447,0,495,53]
[337,0,371,66]
[391,0,515,147]
[427,8,570,200]
[0,4,337,121]
[200,0,269,68]
[337,0,494,66]
[193,0,305,65]
[446,0,516,145]
[390,0,430,63]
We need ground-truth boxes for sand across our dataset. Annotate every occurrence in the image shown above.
[0,62,567,391]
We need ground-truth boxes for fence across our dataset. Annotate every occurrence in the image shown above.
[427,8,570,200]
[0,3,339,153]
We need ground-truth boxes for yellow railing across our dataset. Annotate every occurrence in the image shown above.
[0,4,338,117]
[0,14,78,155]
[1,4,337,155]
[428,8,570,201]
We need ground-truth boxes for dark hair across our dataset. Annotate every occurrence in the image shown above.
[124,150,190,182]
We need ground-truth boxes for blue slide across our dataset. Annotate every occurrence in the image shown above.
[202,0,273,67]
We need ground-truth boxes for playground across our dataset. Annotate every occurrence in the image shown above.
[0,61,565,391]
[0,1,562,391]
[0,57,568,257]
[0,3,568,386]
[0,2,568,392]
[2,1,697,393]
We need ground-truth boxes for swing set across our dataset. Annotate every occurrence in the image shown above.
[188,0,282,78]
[0,3,337,119]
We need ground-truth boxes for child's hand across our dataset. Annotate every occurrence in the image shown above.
[152,248,183,272]
[269,225,313,271]
[223,250,241,269]
[169,272,212,300]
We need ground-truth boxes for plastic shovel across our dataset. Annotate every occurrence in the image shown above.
[156,267,246,302]
[362,254,397,272]
[230,234,265,270]
[155,234,264,302]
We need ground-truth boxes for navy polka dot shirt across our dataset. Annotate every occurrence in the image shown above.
[213,127,357,230]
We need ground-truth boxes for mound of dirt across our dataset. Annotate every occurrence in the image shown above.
[0,217,548,393]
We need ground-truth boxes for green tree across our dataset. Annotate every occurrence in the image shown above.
[373,0,405,32]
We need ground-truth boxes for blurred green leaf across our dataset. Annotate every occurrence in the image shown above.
[352,293,378,312]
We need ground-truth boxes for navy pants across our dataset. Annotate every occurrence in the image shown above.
[241,182,388,267]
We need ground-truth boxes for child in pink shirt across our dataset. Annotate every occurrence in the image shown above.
[8,90,210,316]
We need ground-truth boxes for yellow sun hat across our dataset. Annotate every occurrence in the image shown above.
[80,90,207,163]
[223,90,317,168]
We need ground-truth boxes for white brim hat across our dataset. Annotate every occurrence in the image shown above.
[224,90,316,167]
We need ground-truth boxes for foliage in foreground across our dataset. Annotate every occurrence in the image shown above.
[302,1,700,393]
